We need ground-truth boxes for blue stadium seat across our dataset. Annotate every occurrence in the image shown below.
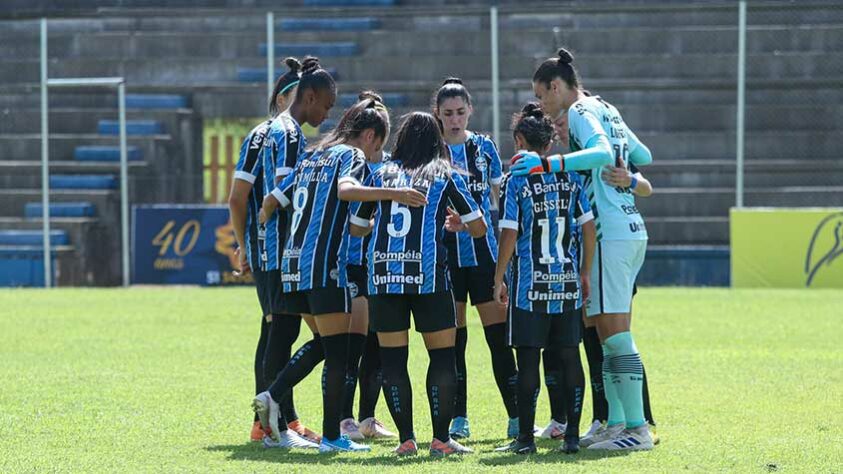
[258,42,359,57]
[0,248,56,287]
[0,230,69,246]
[50,175,117,190]
[638,246,730,286]
[280,17,380,31]
[125,94,188,109]
[237,67,339,83]
[98,120,163,136]
[304,0,395,5]
[74,146,142,162]
[24,202,96,218]
[340,92,408,107]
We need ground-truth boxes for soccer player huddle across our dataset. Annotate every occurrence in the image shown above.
[228,47,658,457]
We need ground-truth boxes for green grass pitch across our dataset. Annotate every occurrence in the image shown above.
[0,288,840,473]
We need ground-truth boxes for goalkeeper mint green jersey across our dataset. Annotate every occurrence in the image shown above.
[567,95,648,242]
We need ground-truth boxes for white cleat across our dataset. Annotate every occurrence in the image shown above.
[263,429,320,449]
[539,419,567,439]
[251,391,282,442]
[583,420,604,441]
[359,417,397,439]
[340,418,365,441]
[581,421,622,448]
[588,425,654,451]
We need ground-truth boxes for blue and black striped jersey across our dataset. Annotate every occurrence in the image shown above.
[271,143,367,292]
[261,112,307,271]
[444,132,503,267]
[351,160,481,295]
[499,171,593,314]
[345,160,384,267]
[233,119,271,271]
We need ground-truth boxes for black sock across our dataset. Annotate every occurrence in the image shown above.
[341,333,367,420]
[320,334,350,441]
[542,346,566,423]
[559,345,585,441]
[268,335,323,407]
[427,347,457,443]
[453,327,468,418]
[253,316,271,422]
[483,323,518,419]
[358,332,382,421]
[582,325,608,422]
[380,345,414,443]
[263,314,302,424]
[515,347,541,442]
[642,364,656,426]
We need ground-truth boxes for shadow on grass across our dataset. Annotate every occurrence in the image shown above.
[205,441,632,466]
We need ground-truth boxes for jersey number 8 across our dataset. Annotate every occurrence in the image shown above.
[291,187,308,235]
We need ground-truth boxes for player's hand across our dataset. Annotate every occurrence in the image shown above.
[445,207,467,232]
[258,207,269,224]
[602,165,632,188]
[233,247,251,277]
[394,188,427,207]
[494,279,508,305]
[509,151,545,176]
[580,272,590,301]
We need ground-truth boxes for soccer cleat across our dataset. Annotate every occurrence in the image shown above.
[319,434,371,453]
[649,423,660,445]
[506,418,542,439]
[340,418,364,441]
[250,420,270,442]
[560,437,580,454]
[262,429,320,449]
[430,438,473,457]
[288,419,321,444]
[359,417,397,439]
[539,419,567,440]
[252,391,282,442]
[582,420,604,441]
[588,425,654,451]
[393,439,419,456]
[494,438,537,454]
[580,421,619,448]
[449,416,471,439]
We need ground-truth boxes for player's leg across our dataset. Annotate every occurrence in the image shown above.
[553,310,584,454]
[581,310,608,444]
[339,291,368,440]
[630,286,658,444]
[540,345,567,440]
[370,294,417,455]
[418,292,471,457]
[448,266,470,439]
[250,270,273,441]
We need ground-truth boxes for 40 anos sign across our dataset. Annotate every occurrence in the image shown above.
[132,205,250,285]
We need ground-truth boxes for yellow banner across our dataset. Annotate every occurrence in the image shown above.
[731,208,843,288]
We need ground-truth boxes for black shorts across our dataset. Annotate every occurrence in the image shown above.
[346,264,368,299]
[283,287,352,316]
[368,291,456,333]
[507,306,581,349]
[254,270,284,316]
[449,263,495,305]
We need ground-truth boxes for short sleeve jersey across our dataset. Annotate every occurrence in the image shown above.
[345,160,384,267]
[232,119,271,271]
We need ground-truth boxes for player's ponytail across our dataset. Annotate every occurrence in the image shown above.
[512,102,554,152]
[315,93,390,151]
[391,112,453,180]
[294,55,336,102]
[533,47,580,89]
[268,57,302,116]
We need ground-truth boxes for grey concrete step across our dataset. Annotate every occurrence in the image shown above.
[636,186,843,217]
[0,160,150,190]
[0,108,194,134]
[645,216,729,245]
[637,130,842,160]
[0,189,121,222]
[0,134,171,162]
[640,160,843,188]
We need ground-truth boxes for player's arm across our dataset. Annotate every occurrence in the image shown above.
[338,182,427,207]
[446,174,486,238]
[228,133,262,273]
[348,201,375,237]
[601,162,654,197]
[274,127,299,185]
[260,170,296,223]
[494,229,516,305]
[511,108,612,175]
[625,126,653,166]
[573,183,596,299]
[487,138,504,210]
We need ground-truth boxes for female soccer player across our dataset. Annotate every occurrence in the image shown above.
[511,48,655,450]
[227,57,306,443]
[250,56,336,448]
[492,103,594,454]
[340,91,396,442]
[432,77,519,439]
[349,112,486,457]
[256,97,427,452]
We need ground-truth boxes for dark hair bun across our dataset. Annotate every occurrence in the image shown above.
[301,56,321,75]
[284,57,301,73]
[442,77,463,86]
[520,102,544,120]
[557,48,574,64]
[358,90,383,103]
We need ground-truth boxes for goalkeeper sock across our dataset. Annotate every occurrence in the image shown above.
[604,332,645,429]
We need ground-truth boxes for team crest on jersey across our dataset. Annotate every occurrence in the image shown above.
[329,268,339,281]
[474,154,488,173]
[348,281,359,298]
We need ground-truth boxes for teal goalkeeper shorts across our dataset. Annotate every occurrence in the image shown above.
[586,239,647,317]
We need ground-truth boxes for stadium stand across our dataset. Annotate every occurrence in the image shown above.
[0,0,841,285]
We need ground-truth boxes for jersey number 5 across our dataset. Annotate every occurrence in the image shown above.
[387,201,411,238]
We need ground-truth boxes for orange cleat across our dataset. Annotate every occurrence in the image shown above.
[287,420,321,444]
[250,421,270,442]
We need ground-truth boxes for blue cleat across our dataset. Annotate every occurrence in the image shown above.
[449,416,471,439]
[319,434,371,453]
